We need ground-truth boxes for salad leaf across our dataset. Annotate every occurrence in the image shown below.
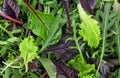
[55,62,78,78]
[39,57,57,78]
[68,55,96,78]
[77,3,101,48]
[44,34,80,62]
[2,0,20,18]
[19,36,39,72]
[80,0,96,14]
[30,11,56,40]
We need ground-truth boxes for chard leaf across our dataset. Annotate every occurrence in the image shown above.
[77,3,101,48]
[2,0,20,18]
[19,36,39,72]
[30,12,56,40]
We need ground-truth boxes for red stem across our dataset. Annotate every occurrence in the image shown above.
[62,0,72,32]
[0,12,23,25]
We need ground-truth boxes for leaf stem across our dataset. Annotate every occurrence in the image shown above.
[0,12,23,25]
[96,3,110,76]
[73,21,84,62]
[62,0,72,32]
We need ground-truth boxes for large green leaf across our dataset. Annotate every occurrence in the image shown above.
[30,12,56,40]
[19,36,39,72]
[77,3,101,48]
[39,57,57,78]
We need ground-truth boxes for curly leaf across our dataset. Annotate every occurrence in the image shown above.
[30,12,56,40]
[19,36,39,72]
[77,3,101,48]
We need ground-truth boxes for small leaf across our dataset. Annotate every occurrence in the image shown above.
[55,62,78,78]
[2,0,20,18]
[113,0,120,14]
[28,60,38,72]
[77,3,101,48]
[80,0,96,14]
[19,36,39,72]
[68,55,96,78]
[39,57,57,78]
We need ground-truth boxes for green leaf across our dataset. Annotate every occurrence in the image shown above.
[39,16,62,53]
[77,3,101,48]
[39,57,57,78]
[113,0,120,14]
[115,16,120,64]
[19,36,39,72]
[30,12,56,40]
[68,54,96,78]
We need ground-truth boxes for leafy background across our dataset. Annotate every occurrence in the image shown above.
[0,0,120,78]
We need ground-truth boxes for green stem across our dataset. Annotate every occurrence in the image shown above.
[73,22,84,62]
[96,3,110,76]
[0,24,13,37]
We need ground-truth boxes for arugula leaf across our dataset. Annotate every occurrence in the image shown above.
[30,11,56,40]
[77,3,101,48]
[19,36,39,72]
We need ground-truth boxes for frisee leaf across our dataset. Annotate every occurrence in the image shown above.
[77,3,101,48]
[19,36,39,72]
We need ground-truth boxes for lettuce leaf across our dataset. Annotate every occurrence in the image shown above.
[77,3,101,48]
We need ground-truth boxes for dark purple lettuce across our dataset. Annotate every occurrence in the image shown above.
[2,0,20,19]
[55,62,78,78]
[44,34,81,62]
[80,0,96,14]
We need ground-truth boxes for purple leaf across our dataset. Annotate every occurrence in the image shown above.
[28,60,38,72]
[2,0,20,19]
[87,58,119,78]
[80,0,96,14]
[44,34,81,62]
[55,62,78,78]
